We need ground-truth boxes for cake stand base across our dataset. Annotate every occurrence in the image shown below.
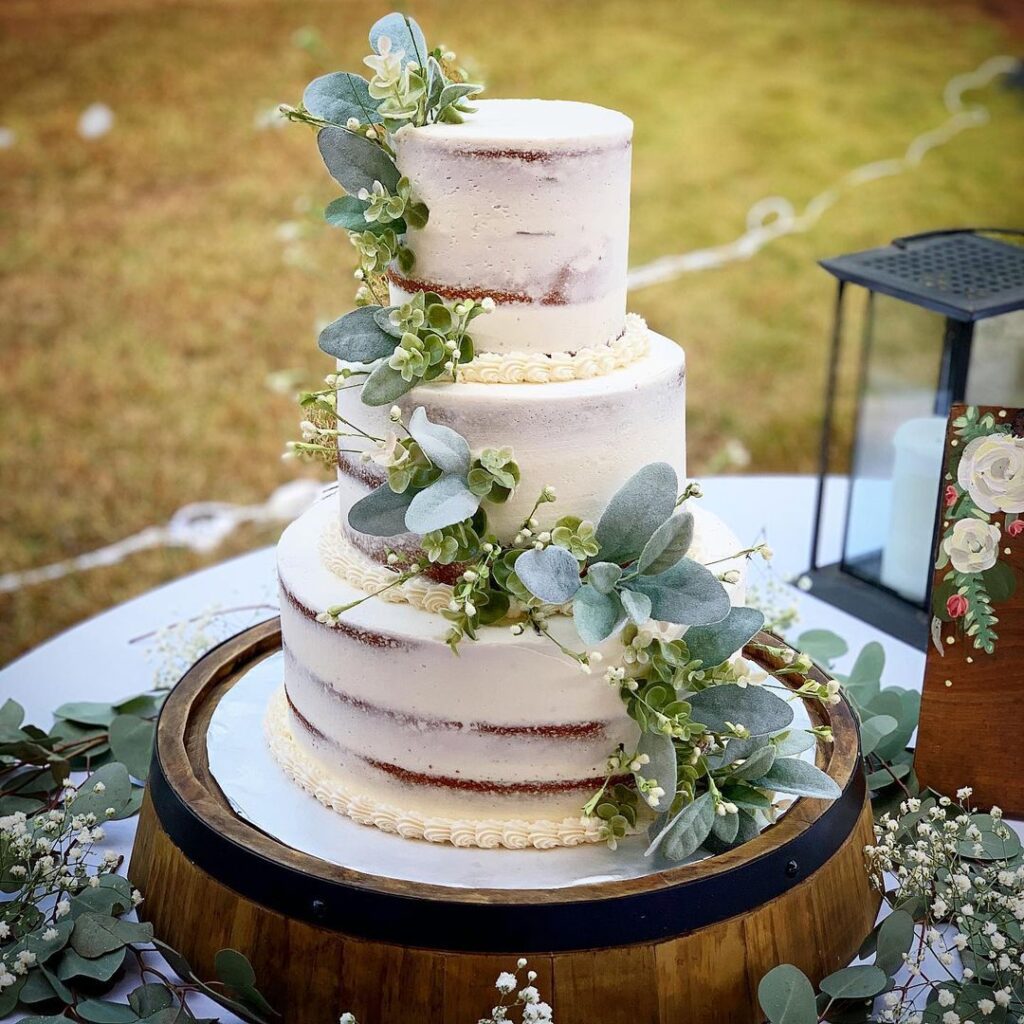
[129,618,880,1024]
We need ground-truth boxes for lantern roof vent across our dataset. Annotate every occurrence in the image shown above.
[820,229,1024,321]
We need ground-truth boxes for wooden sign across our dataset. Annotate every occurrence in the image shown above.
[916,404,1024,816]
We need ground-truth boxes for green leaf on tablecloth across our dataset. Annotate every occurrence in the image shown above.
[70,763,132,819]
[0,974,27,1017]
[956,813,1023,861]
[859,715,897,758]
[76,1000,140,1024]
[795,629,848,666]
[71,913,153,958]
[19,968,63,1005]
[53,702,116,727]
[108,715,155,782]
[865,761,911,790]
[112,693,165,718]
[819,965,888,1000]
[0,697,25,730]
[874,909,915,975]
[129,984,175,1017]
[758,964,818,1024]
[212,949,276,1019]
[56,947,127,983]
[70,875,134,919]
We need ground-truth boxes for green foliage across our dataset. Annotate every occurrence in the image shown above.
[683,606,765,668]
[594,462,679,565]
[688,683,794,737]
[316,127,401,195]
[758,964,818,1024]
[468,448,520,503]
[513,545,582,605]
[627,557,731,626]
[318,306,397,363]
[303,72,382,127]
[637,510,694,575]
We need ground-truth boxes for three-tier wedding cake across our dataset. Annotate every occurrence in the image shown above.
[265,14,823,856]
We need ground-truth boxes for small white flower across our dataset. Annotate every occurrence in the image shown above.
[956,786,974,800]
[495,971,517,994]
[939,990,955,1007]
[480,297,496,312]
[976,998,995,1016]
[43,927,59,941]
[93,781,106,794]
[345,117,361,130]
[517,958,528,969]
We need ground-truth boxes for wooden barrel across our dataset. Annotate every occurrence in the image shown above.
[129,619,880,1024]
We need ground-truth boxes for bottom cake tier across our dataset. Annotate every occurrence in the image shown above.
[269,496,748,849]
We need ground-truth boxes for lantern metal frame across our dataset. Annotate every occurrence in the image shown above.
[807,228,1024,648]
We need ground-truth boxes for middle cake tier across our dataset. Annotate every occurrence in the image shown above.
[336,328,687,559]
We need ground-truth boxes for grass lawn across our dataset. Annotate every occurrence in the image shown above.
[1,0,1022,666]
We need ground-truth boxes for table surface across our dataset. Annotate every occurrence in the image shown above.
[0,474,927,1020]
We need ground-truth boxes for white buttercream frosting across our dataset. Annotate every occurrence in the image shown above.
[391,99,633,355]
[454,313,649,384]
[265,685,604,850]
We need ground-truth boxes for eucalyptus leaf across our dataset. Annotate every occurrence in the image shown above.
[437,82,482,112]
[129,984,174,1017]
[373,305,404,338]
[572,586,625,645]
[108,715,154,782]
[54,702,116,727]
[56,947,127,983]
[689,684,794,737]
[214,948,257,990]
[635,731,676,813]
[348,484,414,537]
[753,757,841,799]
[620,587,653,626]
[112,693,163,718]
[369,12,428,67]
[629,558,731,626]
[426,56,444,111]
[514,545,582,605]
[586,562,622,595]
[646,791,714,860]
[875,908,915,975]
[859,714,898,758]
[70,914,153,958]
[819,965,888,1000]
[595,462,678,564]
[19,970,60,1006]
[77,1000,140,1024]
[407,407,470,475]
[638,510,694,575]
[325,195,371,232]
[870,689,920,762]
[0,698,25,728]
[70,763,132,819]
[404,476,480,534]
[684,606,765,668]
[956,813,1023,861]
[795,629,848,666]
[303,71,381,127]
[0,975,26,1018]
[758,964,818,1024]
[317,127,400,194]
[318,306,397,363]
[362,360,416,406]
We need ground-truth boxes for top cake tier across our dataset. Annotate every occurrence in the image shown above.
[388,99,633,356]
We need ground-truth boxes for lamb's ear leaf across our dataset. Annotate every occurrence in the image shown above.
[620,587,652,627]
[638,510,694,575]
[404,476,480,534]
[645,791,714,860]
[595,462,678,565]
[317,127,401,194]
[348,485,414,537]
[635,731,675,813]
[751,757,841,800]
[369,13,428,68]
[628,558,731,626]
[318,306,397,363]
[362,362,416,407]
[572,586,625,645]
[407,407,471,475]
[688,685,795,737]
[514,545,582,605]
[304,72,382,126]
[683,606,765,668]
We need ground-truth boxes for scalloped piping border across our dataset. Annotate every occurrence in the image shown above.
[264,685,605,850]
[454,313,648,384]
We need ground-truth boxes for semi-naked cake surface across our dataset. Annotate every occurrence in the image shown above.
[269,30,762,850]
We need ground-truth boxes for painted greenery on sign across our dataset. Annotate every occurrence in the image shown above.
[932,406,1024,655]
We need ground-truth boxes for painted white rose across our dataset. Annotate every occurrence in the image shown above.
[957,433,1024,514]
[943,518,1001,574]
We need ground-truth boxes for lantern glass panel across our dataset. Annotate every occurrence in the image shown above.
[841,293,947,605]
[965,310,1024,407]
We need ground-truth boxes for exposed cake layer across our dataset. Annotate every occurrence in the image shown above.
[391,99,632,355]
[272,498,747,842]
[337,330,686,552]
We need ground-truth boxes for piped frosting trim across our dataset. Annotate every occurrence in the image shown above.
[455,313,648,384]
[264,685,604,850]
[318,517,453,614]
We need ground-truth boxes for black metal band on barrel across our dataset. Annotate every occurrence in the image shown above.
[146,735,866,954]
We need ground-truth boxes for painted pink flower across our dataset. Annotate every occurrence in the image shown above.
[946,593,969,619]
[944,484,958,509]
[1009,520,1024,538]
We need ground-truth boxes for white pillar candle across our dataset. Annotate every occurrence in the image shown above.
[879,415,948,603]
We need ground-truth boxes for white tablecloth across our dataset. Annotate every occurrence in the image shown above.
[0,474,926,1020]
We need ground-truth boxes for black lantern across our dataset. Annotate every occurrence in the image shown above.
[808,229,1024,647]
